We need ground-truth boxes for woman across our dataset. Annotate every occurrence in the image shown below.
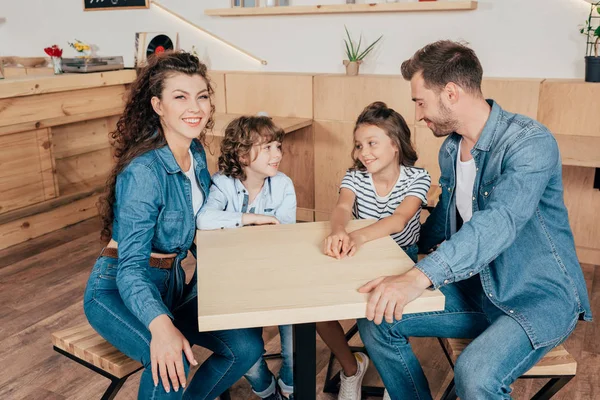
[83,51,264,399]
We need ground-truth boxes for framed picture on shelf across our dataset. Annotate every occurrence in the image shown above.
[134,32,179,68]
[84,0,150,12]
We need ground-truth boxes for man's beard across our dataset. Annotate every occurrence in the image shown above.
[429,100,459,137]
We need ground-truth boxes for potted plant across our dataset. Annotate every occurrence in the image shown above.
[580,1,600,82]
[343,26,383,76]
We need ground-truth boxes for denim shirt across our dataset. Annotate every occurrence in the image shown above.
[196,171,297,229]
[416,100,592,349]
[112,139,211,328]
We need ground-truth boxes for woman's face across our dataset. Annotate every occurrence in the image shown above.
[151,72,212,143]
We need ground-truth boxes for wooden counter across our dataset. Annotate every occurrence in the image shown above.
[0,71,135,250]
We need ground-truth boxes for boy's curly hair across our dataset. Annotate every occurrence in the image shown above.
[218,116,285,181]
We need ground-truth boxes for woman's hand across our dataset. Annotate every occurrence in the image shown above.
[149,314,198,393]
[324,229,352,259]
[243,214,280,226]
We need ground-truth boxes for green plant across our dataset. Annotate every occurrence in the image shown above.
[343,25,383,62]
[580,1,600,57]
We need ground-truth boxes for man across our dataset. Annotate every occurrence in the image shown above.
[357,40,592,400]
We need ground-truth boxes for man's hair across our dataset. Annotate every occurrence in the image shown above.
[401,40,483,95]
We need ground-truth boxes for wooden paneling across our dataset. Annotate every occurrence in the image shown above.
[203,136,222,176]
[0,194,100,250]
[208,71,227,113]
[225,73,313,118]
[538,79,600,137]
[56,148,114,192]
[296,208,314,222]
[210,113,313,137]
[563,166,600,258]
[555,134,600,168]
[481,78,542,119]
[0,129,57,214]
[314,74,414,123]
[313,120,355,213]
[414,126,446,185]
[0,85,128,129]
[52,118,112,159]
[0,70,136,99]
[279,126,314,210]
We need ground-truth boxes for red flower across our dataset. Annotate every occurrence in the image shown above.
[44,45,63,58]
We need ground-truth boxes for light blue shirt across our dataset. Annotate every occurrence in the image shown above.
[196,171,297,230]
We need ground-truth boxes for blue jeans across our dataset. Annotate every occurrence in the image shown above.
[84,256,264,400]
[244,325,294,397]
[401,243,418,263]
[357,276,572,400]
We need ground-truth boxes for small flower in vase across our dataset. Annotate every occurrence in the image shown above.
[68,39,92,58]
[44,45,64,74]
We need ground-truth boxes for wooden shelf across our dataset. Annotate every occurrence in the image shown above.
[205,1,478,16]
[208,113,313,137]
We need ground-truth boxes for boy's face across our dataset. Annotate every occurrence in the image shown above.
[245,140,282,180]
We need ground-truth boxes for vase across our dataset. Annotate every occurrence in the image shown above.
[51,57,63,75]
[585,56,600,83]
[343,60,361,76]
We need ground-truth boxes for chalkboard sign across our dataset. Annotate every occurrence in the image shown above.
[84,0,149,11]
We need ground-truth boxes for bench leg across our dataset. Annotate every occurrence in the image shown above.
[531,376,574,400]
[439,379,457,400]
[101,377,128,400]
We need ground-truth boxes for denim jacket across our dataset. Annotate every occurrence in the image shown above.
[416,100,592,349]
[196,171,297,229]
[112,139,211,328]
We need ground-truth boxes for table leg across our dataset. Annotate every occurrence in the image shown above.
[293,322,316,400]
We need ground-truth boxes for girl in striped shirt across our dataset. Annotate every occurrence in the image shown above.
[318,101,431,400]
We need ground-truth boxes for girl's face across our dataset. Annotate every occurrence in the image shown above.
[354,124,399,174]
[244,140,283,180]
[151,72,212,143]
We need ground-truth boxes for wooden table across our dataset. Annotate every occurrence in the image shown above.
[196,220,445,399]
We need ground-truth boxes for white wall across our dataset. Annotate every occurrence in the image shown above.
[0,0,594,78]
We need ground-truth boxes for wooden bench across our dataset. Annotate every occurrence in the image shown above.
[52,323,143,400]
[51,323,243,399]
[439,338,577,400]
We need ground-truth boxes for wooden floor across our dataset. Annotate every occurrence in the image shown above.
[0,217,598,400]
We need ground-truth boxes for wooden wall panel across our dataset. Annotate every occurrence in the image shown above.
[0,85,128,129]
[481,78,542,119]
[0,129,56,214]
[208,71,227,113]
[55,148,114,193]
[52,118,112,160]
[562,166,600,260]
[0,194,100,251]
[414,126,446,185]
[554,135,600,168]
[313,120,355,213]
[314,75,414,123]
[278,126,314,210]
[203,136,222,176]
[538,79,600,137]
[225,73,313,118]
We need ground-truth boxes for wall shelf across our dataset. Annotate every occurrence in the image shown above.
[205,1,478,17]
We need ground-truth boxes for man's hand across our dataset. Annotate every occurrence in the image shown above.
[358,268,432,324]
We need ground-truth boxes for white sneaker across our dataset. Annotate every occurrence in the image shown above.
[383,389,391,400]
[338,352,369,400]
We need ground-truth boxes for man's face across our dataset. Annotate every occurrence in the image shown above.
[410,71,459,137]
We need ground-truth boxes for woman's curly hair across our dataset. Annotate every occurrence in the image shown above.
[99,51,215,241]
[351,101,417,170]
[218,116,284,181]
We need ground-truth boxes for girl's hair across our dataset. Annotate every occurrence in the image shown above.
[99,51,215,241]
[351,101,418,170]
[218,116,285,181]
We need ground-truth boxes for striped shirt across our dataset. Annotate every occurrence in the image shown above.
[340,166,431,247]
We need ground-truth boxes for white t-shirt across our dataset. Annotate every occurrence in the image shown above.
[456,139,477,223]
[340,166,431,247]
[183,149,204,216]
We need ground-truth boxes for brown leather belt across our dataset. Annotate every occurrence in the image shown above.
[100,247,175,270]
